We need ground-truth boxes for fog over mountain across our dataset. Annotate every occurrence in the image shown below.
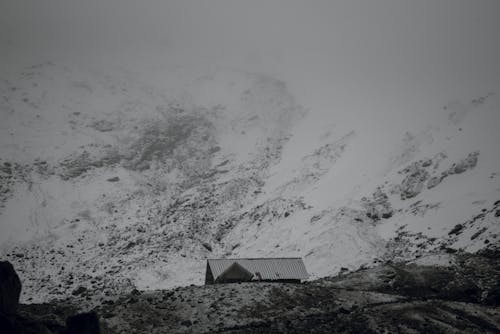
[0,1,500,332]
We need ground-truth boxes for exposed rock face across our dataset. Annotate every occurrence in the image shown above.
[399,162,430,200]
[0,261,22,315]
[427,151,479,189]
[361,187,393,221]
[450,151,479,174]
[397,151,480,198]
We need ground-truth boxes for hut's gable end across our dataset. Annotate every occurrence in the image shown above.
[216,262,254,283]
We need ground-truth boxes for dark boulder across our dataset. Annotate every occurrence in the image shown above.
[71,286,87,296]
[449,224,464,235]
[0,261,22,315]
[0,313,16,334]
[64,312,101,334]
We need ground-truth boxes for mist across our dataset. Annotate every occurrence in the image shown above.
[2,0,500,113]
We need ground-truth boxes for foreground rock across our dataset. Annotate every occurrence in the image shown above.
[0,261,101,334]
[0,261,21,315]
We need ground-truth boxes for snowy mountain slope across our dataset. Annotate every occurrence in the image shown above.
[227,89,500,277]
[0,57,499,303]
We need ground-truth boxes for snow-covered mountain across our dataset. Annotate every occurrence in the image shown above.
[0,56,499,304]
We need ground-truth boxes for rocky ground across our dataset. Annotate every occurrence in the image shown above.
[3,249,498,333]
[0,260,99,334]
[95,249,500,334]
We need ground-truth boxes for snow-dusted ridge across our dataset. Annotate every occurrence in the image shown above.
[0,59,499,303]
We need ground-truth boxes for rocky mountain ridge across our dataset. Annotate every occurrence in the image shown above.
[0,59,499,305]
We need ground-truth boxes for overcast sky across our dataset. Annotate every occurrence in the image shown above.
[1,0,500,115]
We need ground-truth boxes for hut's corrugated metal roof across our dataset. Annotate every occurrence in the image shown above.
[207,258,308,281]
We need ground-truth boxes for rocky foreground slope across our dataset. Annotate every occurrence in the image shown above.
[2,249,499,333]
